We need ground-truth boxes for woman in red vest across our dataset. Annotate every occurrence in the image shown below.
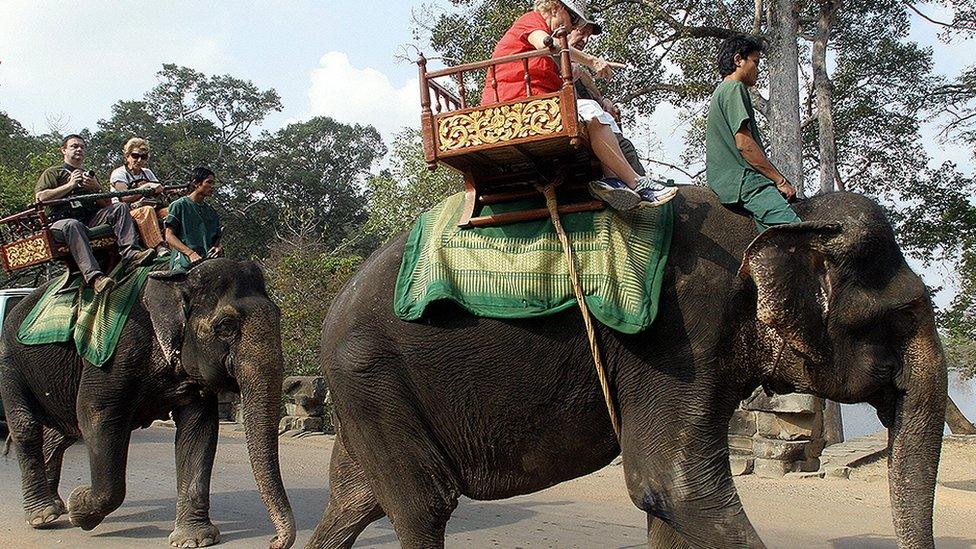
[482,0,677,210]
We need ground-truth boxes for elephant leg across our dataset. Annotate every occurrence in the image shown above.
[647,516,692,549]
[169,395,221,548]
[631,447,765,549]
[623,396,765,549]
[333,374,459,548]
[42,427,76,516]
[2,379,62,528]
[306,432,385,549]
[68,404,133,531]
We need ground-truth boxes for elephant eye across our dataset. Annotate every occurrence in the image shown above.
[213,316,240,340]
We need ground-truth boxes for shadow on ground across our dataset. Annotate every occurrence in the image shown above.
[830,535,976,548]
[77,488,576,546]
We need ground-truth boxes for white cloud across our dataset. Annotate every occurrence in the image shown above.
[306,52,419,140]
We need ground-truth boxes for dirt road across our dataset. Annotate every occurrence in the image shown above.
[0,426,972,548]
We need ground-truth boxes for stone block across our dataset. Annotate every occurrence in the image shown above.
[730,456,754,476]
[785,471,824,480]
[285,397,325,418]
[755,411,822,441]
[804,439,826,459]
[729,410,757,437]
[728,435,755,454]
[282,376,328,400]
[743,392,822,414]
[753,458,793,478]
[279,415,324,433]
[752,438,810,462]
[825,466,851,479]
[795,458,820,472]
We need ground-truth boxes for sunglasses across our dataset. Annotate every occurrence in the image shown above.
[129,152,148,160]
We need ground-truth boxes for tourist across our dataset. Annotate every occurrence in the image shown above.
[35,135,153,293]
[482,0,677,209]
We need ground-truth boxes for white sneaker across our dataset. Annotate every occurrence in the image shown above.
[635,177,678,208]
[588,178,641,211]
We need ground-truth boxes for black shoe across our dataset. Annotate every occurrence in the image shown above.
[126,248,157,266]
[93,276,116,295]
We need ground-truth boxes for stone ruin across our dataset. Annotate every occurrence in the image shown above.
[279,376,337,435]
[729,391,842,477]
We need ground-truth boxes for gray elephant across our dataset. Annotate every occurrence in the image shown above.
[0,259,295,548]
[308,189,946,549]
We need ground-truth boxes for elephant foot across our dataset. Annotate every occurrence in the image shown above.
[52,496,67,516]
[25,502,64,529]
[169,522,221,548]
[67,485,105,531]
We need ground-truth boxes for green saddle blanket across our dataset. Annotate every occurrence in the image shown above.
[394,192,673,334]
[18,258,166,367]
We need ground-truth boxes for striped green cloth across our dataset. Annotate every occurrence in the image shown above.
[394,192,673,334]
[18,258,165,367]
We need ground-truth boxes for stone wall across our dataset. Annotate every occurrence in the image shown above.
[729,391,828,477]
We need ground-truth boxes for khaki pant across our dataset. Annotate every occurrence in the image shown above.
[130,205,164,248]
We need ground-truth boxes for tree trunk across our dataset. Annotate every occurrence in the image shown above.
[812,0,841,194]
[766,0,805,195]
[945,395,976,435]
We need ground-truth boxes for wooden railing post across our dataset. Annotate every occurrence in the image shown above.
[417,53,438,171]
[556,30,581,147]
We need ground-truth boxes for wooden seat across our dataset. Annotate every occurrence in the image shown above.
[418,31,604,228]
[0,207,119,273]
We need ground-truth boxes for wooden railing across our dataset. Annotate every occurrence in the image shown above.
[417,30,574,169]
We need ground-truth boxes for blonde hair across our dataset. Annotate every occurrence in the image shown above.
[533,0,561,15]
[122,137,149,157]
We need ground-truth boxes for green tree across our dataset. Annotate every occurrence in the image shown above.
[261,244,363,376]
[365,128,462,242]
[252,117,387,255]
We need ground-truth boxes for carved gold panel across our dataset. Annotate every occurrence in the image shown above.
[3,234,52,270]
[437,97,563,152]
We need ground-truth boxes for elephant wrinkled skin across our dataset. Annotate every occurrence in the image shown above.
[0,259,295,548]
[308,188,946,549]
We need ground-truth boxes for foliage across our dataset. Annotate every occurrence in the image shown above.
[253,117,387,254]
[365,128,461,242]
[261,244,363,376]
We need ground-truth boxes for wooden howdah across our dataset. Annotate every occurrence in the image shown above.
[0,206,119,273]
[418,31,604,228]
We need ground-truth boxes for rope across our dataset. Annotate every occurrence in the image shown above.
[537,183,621,440]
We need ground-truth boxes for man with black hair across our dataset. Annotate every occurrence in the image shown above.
[35,134,153,294]
[706,34,800,231]
[164,167,221,271]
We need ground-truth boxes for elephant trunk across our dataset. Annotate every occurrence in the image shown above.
[238,314,296,549]
[887,315,947,549]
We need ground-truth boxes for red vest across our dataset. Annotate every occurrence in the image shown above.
[481,11,564,105]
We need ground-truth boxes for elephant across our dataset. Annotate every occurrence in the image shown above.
[0,259,295,548]
[307,188,947,549]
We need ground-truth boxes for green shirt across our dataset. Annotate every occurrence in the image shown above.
[34,164,101,221]
[705,79,770,204]
[164,196,221,271]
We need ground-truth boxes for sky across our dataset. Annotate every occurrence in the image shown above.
[1,0,973,305]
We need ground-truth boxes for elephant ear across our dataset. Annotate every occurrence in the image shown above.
[738,221,843,363]
[144,270,190,367]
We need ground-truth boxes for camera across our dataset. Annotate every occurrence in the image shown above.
[84,170,95,178]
